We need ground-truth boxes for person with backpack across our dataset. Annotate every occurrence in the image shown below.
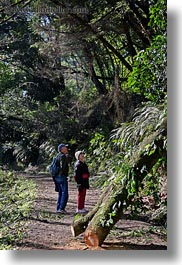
[74,150,90,213]
[50,143,70,214]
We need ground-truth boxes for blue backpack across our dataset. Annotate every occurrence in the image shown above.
[49,155,60,178]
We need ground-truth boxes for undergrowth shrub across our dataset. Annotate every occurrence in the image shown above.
[0,169,36,249]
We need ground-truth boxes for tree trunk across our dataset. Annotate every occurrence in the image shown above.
[71,185,113,237]
[72,119,167,247]
[84,186,126,247]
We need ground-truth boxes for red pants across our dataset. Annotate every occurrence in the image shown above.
[78,188,86,209]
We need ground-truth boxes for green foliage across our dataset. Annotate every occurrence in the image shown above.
[0,0,167,234]
[87,132,111,174]
[0,0,167,200]
[128,0,167,103]
[149,0,167,33]
[0,169,36,249]
[88,102,167,227]
[111,103,167,154]
[0,62,15,96]
[100,210,117,227]
[128,35,167,103]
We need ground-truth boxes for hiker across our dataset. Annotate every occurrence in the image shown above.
[54,143,70,214]
[74,151,90,213]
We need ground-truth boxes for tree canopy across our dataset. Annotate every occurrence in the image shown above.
[0,0,166,166]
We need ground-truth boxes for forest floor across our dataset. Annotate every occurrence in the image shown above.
[16,174,167,251]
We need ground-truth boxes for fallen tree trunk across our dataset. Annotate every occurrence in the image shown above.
[84,185,126,247]
[71,184,113,237]
[72,119,167,247]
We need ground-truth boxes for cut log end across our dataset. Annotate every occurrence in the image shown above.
[71,222,88,237]
[71,225,76,237]
[84,229,99,247]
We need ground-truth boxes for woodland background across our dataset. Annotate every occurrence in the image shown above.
[0,0,167,249]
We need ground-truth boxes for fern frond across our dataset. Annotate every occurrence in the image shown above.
[110,103,167,152]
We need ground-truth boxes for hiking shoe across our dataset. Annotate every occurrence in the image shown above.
[57,209,67,214]
[76,208,88,214]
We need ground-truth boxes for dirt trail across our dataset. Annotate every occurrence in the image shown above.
[17,174,100,250]
[17,174,167,250]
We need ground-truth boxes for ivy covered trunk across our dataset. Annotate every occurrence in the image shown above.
[84,185,126,247]
[71,119,167,247]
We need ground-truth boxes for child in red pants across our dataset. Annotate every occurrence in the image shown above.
[74,151,90,213]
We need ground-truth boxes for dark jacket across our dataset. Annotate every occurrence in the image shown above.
[56,153,69,176]
[74,160,89,189]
